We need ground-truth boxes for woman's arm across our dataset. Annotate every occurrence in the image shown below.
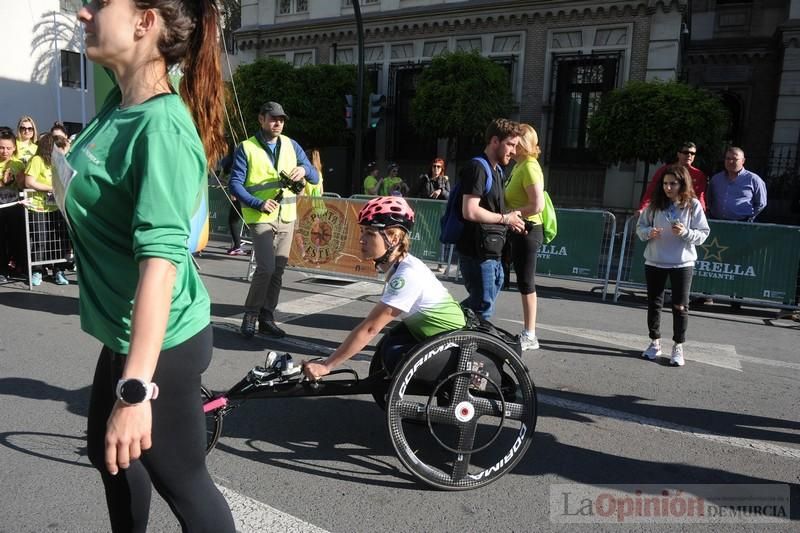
[518,182,545,218]
[24,174,52,191]
[104,257,176,475]
[303,302,401,379]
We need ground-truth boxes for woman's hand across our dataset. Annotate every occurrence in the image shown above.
[302,361,330,381]
[671,222,686,236]
[105,400,152,475]
[648,227,663,239]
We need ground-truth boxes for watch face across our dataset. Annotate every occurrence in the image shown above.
[120,380,147,403]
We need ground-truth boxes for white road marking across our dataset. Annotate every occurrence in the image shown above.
[539,393,800,460]
[216,484,330,533]
[503,320,800,373]
[276,280,382,320]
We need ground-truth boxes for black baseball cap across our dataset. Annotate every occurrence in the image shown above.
[260,101,289,119]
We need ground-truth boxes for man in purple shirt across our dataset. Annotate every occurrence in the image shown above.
[707,147,767,222]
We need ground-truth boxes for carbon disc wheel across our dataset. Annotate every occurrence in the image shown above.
[386,330,536,490]
[201,385,223,454]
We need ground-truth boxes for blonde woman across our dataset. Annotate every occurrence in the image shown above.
[15,116,38,164]
[504,123,545,350]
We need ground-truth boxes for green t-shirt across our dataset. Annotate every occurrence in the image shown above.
[505,157,544,224]
[65,88,211,353]
[25,155,57,213]
[381,176,404,196]
[363,175,378,194]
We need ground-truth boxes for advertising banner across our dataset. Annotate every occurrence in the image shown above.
[537,209,607,279]
[629,220,800,304]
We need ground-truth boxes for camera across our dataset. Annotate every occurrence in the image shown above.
[524,220,535,233]
[279,170,306,195]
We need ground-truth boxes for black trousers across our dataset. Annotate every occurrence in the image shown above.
[227,198,242,249]
[86,326,235,533]
[644,265,693,344]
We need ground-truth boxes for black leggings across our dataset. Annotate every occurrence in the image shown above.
[228,199,242,249]
[510,224,544,295]
[87,326,235,533]
[645,265,693,344]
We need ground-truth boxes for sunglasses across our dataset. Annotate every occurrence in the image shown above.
[680,150,696,156]
[19,126,34,132]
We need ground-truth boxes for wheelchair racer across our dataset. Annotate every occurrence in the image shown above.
[302,196,466,380]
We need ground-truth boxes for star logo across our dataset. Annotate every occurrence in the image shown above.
[700,237,728,262]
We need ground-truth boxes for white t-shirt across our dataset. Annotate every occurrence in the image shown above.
[381,254,465,339]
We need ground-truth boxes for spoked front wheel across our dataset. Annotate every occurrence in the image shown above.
[201,385,223,454]
[385,330,537,490]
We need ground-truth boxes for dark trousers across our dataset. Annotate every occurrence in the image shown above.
[227,199,242,249]
[645,265,693,344]
[374,322,419,374]
[86,326,235,533]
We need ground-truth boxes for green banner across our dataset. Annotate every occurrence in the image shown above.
[208,185,230,236]
[629,220,800,304]
[536,209,607,278]
[404,198,448,263]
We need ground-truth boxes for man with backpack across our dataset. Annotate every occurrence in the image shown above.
[455,119,525,320]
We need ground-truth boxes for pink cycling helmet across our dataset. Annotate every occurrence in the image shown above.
[358,196,415,233]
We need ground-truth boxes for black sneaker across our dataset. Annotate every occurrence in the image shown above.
[258,319,286,338]
[240,312,257,338]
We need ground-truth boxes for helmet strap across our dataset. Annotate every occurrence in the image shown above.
[373,230,400,272]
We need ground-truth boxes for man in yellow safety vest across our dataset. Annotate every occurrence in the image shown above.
[229,102,320,338]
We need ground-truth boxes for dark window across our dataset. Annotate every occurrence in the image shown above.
[551,54,619,164]
[60,50,87,89]
[60,0,81,12]
[388,65,437,162]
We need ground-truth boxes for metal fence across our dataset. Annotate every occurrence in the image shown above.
[614,214,800,309]
[23,190,71,290]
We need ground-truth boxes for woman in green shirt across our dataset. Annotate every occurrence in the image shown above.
[503,123,545,351]
[15,115,38,164]
[68,1,234,531]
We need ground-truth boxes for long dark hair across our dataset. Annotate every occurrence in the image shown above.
[651,164,695,211]
[35,133,56,167]
[135,0,226,168]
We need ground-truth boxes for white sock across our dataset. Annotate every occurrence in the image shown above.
[524,329,536,338]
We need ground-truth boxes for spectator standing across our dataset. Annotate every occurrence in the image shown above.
[457,119,525,320]
[50,121,72,153]
[15,116,38,164]
[305,148,324,196]
[414,158,451,272]
[66,1,236,530]
[707,147,767,221]
[413,158,450,200]
[229,101,319,338]
[363,161,382,195]
[24,133,71,286]
[636,165,710,366]
[504,123,545,350]
[639,142,708,213]
[380,163,409,196]
[0,128,25,282]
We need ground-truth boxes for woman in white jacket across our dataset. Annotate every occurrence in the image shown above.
[636,165,710,366]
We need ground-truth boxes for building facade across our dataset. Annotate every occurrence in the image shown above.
[2,1,97,136]
[234,0,796,215]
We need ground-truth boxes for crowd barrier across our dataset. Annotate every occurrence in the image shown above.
[614,215,800,309]
[22,190,71,290]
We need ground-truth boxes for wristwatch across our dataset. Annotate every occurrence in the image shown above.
[116,378,159,405]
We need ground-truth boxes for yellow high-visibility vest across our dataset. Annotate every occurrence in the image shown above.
[240,134,298,224]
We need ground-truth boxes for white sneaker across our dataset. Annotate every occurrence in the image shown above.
[642,339,661,360]
[519,332,540,351]
[670,344,685,367]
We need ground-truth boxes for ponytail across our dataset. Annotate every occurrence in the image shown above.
[180,0,226,170]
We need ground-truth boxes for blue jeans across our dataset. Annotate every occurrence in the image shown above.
[459,255,503,320]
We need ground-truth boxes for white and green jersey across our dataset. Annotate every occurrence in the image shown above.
[382,255,466,340]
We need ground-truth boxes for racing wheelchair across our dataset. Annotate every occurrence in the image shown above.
[202,322,537,491]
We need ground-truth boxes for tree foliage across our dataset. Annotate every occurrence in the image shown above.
[410,51,514,142]
[226,59,357,147]
[587,80,729,166]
